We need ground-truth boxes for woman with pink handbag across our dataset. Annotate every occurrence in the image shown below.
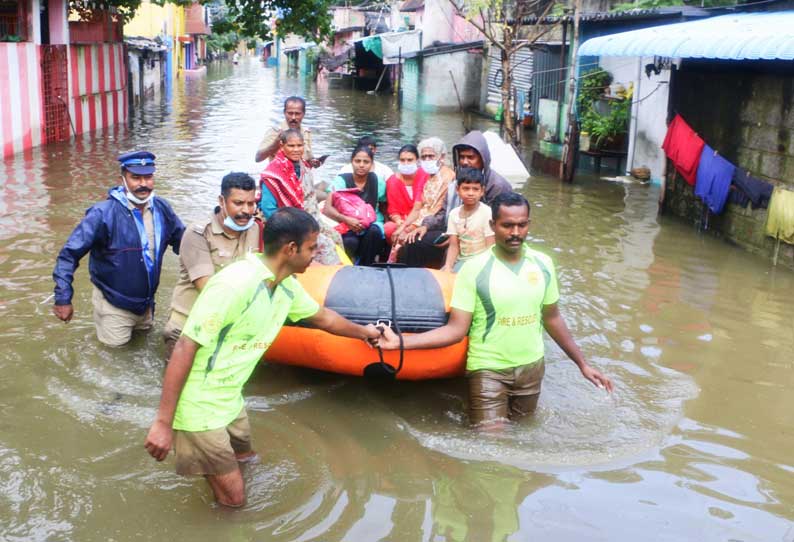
[323,146,387,265]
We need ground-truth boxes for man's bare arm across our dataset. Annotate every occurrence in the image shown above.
[144,336,200,460]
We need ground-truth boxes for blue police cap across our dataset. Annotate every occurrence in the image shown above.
[118,151,156,175]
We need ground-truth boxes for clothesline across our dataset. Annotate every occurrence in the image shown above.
[663,113,794,246]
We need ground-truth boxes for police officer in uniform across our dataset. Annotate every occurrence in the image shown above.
[162,172,260,358]
[53,151,185,346]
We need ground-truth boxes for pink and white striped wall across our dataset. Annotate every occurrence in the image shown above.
[0,43,45,159]
[67,43,127,138]
[1,42,129,158]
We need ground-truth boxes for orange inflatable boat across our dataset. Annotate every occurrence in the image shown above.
[265,265,467,380]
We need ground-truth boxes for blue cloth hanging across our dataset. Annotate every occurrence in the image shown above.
[694,144,735,215]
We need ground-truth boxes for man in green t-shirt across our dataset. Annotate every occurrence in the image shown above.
[144,208,381,507]
[379,192,613,426]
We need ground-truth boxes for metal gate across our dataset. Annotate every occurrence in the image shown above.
[41,45,71,143]
[530,45,564,122]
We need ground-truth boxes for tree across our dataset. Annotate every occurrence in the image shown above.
[450,0,561,145]
[223,0,334,42]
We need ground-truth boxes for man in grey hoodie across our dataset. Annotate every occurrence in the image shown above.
[401,131,513,268]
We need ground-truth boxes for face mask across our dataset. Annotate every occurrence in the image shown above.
[221,197,255,231]
[123,179,154,205]
[420,160,440,175]
[398,162,418,176]
[223,215,255,232]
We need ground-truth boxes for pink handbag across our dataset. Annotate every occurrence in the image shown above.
[332,188,376,234]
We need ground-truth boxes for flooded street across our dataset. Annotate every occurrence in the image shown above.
[2,58,794,541]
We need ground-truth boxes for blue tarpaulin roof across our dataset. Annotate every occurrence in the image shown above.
[578,11,794,60]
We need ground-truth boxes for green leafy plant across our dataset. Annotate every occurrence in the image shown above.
[69,0,140,23]
[580,97,630,149]
[577,68,630,150]
[577,67,612,115]
[207,30,239,52]
[224,0,333,42]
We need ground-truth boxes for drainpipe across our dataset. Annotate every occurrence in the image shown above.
[625,57,642,175]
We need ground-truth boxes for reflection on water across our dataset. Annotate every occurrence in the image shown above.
[1,58,794,541]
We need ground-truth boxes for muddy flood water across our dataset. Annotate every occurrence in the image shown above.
[1,59,793,541]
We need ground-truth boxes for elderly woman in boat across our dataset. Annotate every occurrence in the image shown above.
[391,137,456,268]
[323,145,387,266]
[259,128,343,265]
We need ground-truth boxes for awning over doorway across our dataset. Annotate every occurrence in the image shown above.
[578,11,794,60]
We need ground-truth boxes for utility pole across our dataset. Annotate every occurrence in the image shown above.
[559,0,581,182]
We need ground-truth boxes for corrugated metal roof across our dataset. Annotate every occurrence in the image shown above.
[516,6,710,25]
[578,11,794,60]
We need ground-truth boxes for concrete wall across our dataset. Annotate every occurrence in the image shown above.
[598,56,671,181]
[664,60,794,269]
[332,7,365,30]
[402,49,482,112]
[632,57,670,181]
[127,50,163,104]
[48,0,69,44]
[421,0,453,46]
[419,0,481,46]
[0,43,45,158]
[67,43,127,137]
[124,0,183,81]
[124,0,168,38]
[402,57,420,111]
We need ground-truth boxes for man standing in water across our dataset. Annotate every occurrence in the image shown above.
[162,172,260,359]
[255,96,323,168]
[52,151,185,347]
[379,193,613,426]
[144,208,381,507]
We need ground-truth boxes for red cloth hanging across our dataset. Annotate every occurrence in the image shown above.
[662,114,705,186]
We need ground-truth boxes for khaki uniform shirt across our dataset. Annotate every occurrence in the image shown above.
[167,212,260,327]
[257,121,313,162]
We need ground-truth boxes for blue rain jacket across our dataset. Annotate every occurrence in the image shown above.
[53,187,185,315]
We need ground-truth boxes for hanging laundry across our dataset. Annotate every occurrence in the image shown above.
[661,114,705,186]
[729,169,774,209]
[765,187,794,244]
[694,144,735,214]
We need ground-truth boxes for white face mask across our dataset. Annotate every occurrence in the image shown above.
[420,159,440,175]
[123,178,154,205]
[398,162,418,176]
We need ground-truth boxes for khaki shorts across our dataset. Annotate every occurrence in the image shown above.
[174,408,252,476]
[466,359,545,426]
[161,313,185,361]
[91,286,152,347]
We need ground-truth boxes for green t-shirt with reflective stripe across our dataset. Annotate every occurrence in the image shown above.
[173,253,320,432]
[450,245,560,372]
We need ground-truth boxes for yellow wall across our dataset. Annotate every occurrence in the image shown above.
[124,0,168,38]
[124,0,185,80]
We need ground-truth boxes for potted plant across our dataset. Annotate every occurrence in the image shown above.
[577,68,630,151]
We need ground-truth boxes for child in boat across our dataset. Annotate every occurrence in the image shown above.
[441,167,495,273]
